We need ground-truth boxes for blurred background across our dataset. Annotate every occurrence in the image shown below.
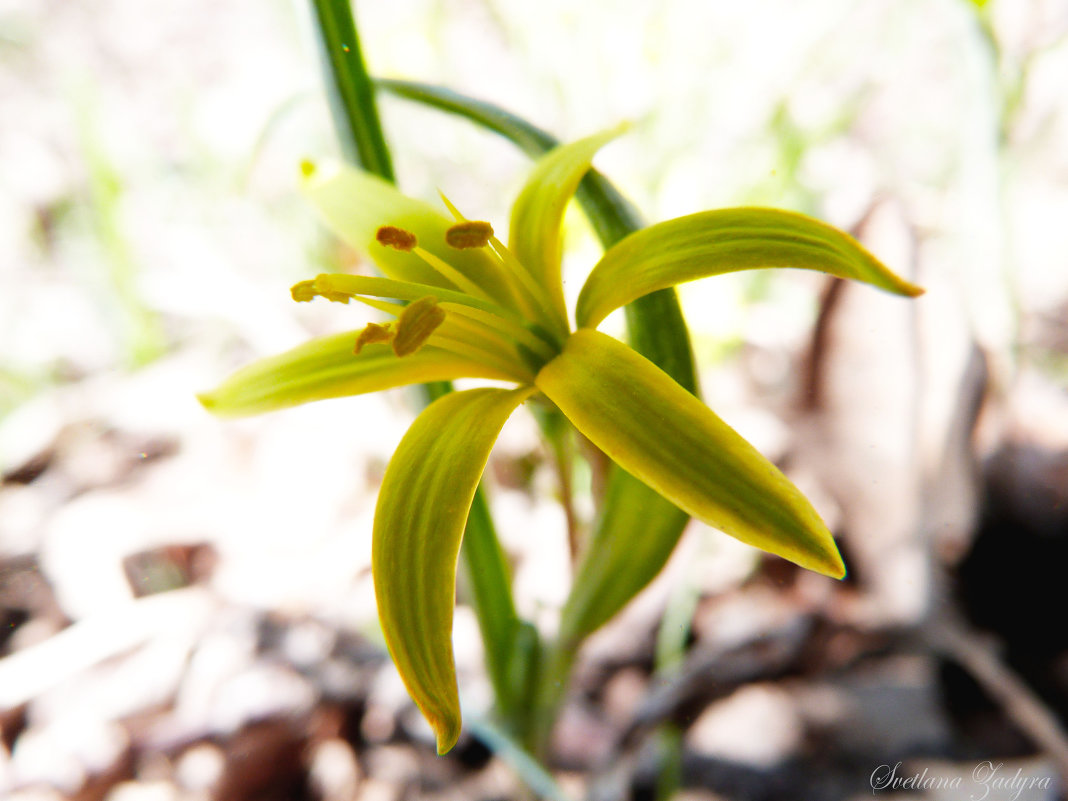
[2,0,1068,799]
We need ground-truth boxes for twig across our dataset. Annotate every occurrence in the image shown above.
[922,608,1068,782]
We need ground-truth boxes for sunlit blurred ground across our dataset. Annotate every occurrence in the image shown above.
[2,0,1068,799]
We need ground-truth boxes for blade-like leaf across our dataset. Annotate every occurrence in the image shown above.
[373,386,535,754]
[576,207,925,329]
[536,329,844,578]
[559,470,689,644]
[198,332,507,417]
[508,127,626,332]
[309,0,394,180]
[376,79,650,251]
[301,163,518,308]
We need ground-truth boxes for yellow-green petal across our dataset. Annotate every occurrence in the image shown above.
[575,207,925,329]
[198,332,508,417]
[301,162,518,309]
[536,329,844,578]
[373,386,535,754]
[508,126,626,331]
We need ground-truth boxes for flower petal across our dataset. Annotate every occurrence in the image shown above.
[198,332,508,417]
[301,162,518,308]
[373,386,535,754]
[536,329,845,578]
[508,126,626,330]
[575,207,925,329]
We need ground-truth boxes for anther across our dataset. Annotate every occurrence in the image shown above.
[291,280,318,302]
[291,279,350,305]
[446,221,494,249]
[354,322,394,354]
[392,297,446,357]
[376,226,418,252]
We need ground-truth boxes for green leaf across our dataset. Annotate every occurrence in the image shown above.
[456,491,523,721]
[508,126,627,332]
[301,163,518,308]
[197,332,506,417]
[559,470,689,643]
[576,207,925,329]
[309,0,395,180]
[376,79,649,251]
[466,717,577,801]
[373,386,535,754]
[536,329,844,579]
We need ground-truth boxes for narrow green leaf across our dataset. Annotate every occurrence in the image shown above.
[373,386,535,754]
[508,126,627,332]
[576,207,925,329]
[309,0,395,180]
[301,163,519,308]
[466,717,577,801]
[537,329,845,579]
[456,490,523,721]
[376,79,650,251]
[560,471,689,643]
[197,333,506,417]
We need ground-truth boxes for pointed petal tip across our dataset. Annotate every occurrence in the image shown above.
[798,539,846,580]
[822,550,847,581]
[786,527,846,579]
[195,389,244,419]
[433,714,461,755]
[195,389,246,420]
[883,270,925,298]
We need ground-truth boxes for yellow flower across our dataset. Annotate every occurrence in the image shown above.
[199,129,923,753]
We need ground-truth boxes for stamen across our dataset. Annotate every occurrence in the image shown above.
[291,280,317,302]
[446,221,494,249]
[411,246,493,302]
[438,192,466,222]
[300,160,316,178]
[291,280,350,304]
[376,226,418,252]
[354,322,394,354]
[392,296,446,357]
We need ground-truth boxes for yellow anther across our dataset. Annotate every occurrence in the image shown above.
[446,221,494,249]
[376,226,418,252]
[354,322,394,354]
[300,160,316,178]
[316,287,353,304]
[291,280,318,302]
[291,279,350,304]
[392,296,446,357]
